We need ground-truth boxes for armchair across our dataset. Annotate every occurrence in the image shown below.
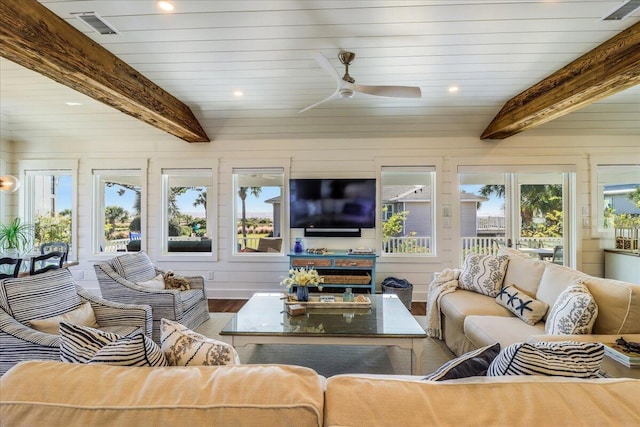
[93,252,210,342]
[0,268,152,376]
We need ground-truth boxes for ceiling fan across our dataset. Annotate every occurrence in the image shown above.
[299,51,422,113]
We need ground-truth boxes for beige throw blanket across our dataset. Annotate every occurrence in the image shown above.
[426,268,460,339]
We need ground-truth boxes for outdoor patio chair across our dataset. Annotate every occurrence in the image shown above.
[93,251,210,342]
[0,268,152,376]
[0,257,22,279]
[40,241,69,262]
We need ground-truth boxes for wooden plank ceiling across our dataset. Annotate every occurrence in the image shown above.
[1,0,639,143]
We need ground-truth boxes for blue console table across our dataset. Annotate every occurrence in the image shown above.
[287,250,377,294]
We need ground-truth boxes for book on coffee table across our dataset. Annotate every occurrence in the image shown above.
[602,342,640,368]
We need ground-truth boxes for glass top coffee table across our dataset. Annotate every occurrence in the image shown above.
[220,292,427,375]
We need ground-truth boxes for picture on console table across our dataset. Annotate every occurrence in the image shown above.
[289,179,376,230]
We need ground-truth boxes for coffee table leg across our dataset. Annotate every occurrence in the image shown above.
[411,339,423,375]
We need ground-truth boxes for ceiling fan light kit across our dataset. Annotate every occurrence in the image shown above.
[299,51,422,113]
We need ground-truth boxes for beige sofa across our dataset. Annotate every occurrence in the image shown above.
[1,361,639,426]
[440,248,640,357]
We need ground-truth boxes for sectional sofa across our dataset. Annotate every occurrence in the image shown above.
[1,361,639,426]
[438,248,640,358]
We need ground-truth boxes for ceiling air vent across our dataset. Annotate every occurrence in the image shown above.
[602,0,640,20]
[71,12,119,35]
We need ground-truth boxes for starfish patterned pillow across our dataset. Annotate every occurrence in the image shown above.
[495,284,549,325]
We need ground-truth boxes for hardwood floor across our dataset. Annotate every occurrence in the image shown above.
[208,298,426,315]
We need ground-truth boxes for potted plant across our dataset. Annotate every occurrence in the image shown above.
[0,218,34,256]
[280,267,324,302]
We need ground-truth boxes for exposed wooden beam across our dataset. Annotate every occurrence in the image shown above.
[0,0,210,143]
[481,22,640,140]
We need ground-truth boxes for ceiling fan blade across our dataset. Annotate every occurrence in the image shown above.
[298,89,340,113]
[312,51,342,86]
[353,84,422,98]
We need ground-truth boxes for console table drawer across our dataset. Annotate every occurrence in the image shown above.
[291,258,332,268]
[334,259,374,268]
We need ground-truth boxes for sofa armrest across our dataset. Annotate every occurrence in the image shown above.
[76,287,153,338]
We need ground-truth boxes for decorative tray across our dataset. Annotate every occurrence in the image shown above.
[284,294,372,308]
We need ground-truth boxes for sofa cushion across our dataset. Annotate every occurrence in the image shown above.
[111,251,156,282]
[0,361,325,427]
[487,341,604,378]
[582,276,640,335]
[0,269,83,324]
[458,254,509,297]
[545,280,598,335]
[160,318,240,366]
[498,248,547,297]
[440,290,513,332]
[60,322,167,367]
[535,263,587,316]
[495,285,549,326]
[423,343,500,381]
[28,301,98,334]
[464,315,545,349]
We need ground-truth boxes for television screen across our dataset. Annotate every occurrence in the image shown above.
[289,179,376,229]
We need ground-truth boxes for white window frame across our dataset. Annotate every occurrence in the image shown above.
[376,158,442,262]
[230,160,289,261]
[589,155,640,238]
[156,158,218,261]
[19,159,78,260]
[89,159,148,258]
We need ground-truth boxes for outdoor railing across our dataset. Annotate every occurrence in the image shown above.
[382,236,431,254]
[237,237,261,251]
[102,238,130,252]
[461,236,563,260]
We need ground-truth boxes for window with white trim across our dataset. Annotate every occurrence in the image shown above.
[161,168,214,255]
[232,168,284,254]
[380,166,436,256]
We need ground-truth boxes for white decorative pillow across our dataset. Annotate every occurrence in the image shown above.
[59,322,166,367]
[423,343,500,381]
[495,285,548,325]
[160,318,240,366]
[458,253,509,297]
[545,280,598,335]
[29,301,99,335]
[487,341,604,378]
[137,274,165,290]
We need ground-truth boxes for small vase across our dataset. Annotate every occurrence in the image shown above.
[296,286,309,302]
[294,238,304,254]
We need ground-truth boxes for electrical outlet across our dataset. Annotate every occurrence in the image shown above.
[76,270,84,279]
[207,271,215,280]
[583,217,590,228]
[443,217,451,228]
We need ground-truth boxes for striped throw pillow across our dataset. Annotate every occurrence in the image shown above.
[423,343,501,381]
[60,322,167,367]
[487,341,604,378]
[111,251,157,282]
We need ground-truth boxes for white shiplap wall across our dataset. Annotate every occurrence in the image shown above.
[7,133,640,300]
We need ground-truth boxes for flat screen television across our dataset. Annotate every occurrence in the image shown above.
[289,178,376,229]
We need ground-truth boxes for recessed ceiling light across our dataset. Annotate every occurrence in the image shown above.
[233,90,244,97]
[65,102,83,106]
[158,1,174,12]
[448,86,459,93]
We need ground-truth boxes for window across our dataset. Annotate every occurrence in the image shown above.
[92,168,143,254]
[380,166,436,255]
[459,165,575,267]
[232,168,284,254]
[20,160,77,259]
[161,168,214,255]
[592,164,640,233]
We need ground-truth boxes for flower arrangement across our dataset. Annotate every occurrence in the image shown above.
[280,267,324,290]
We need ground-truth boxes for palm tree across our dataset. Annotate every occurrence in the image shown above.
[238,186,262,248]
[104,206,129,239]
